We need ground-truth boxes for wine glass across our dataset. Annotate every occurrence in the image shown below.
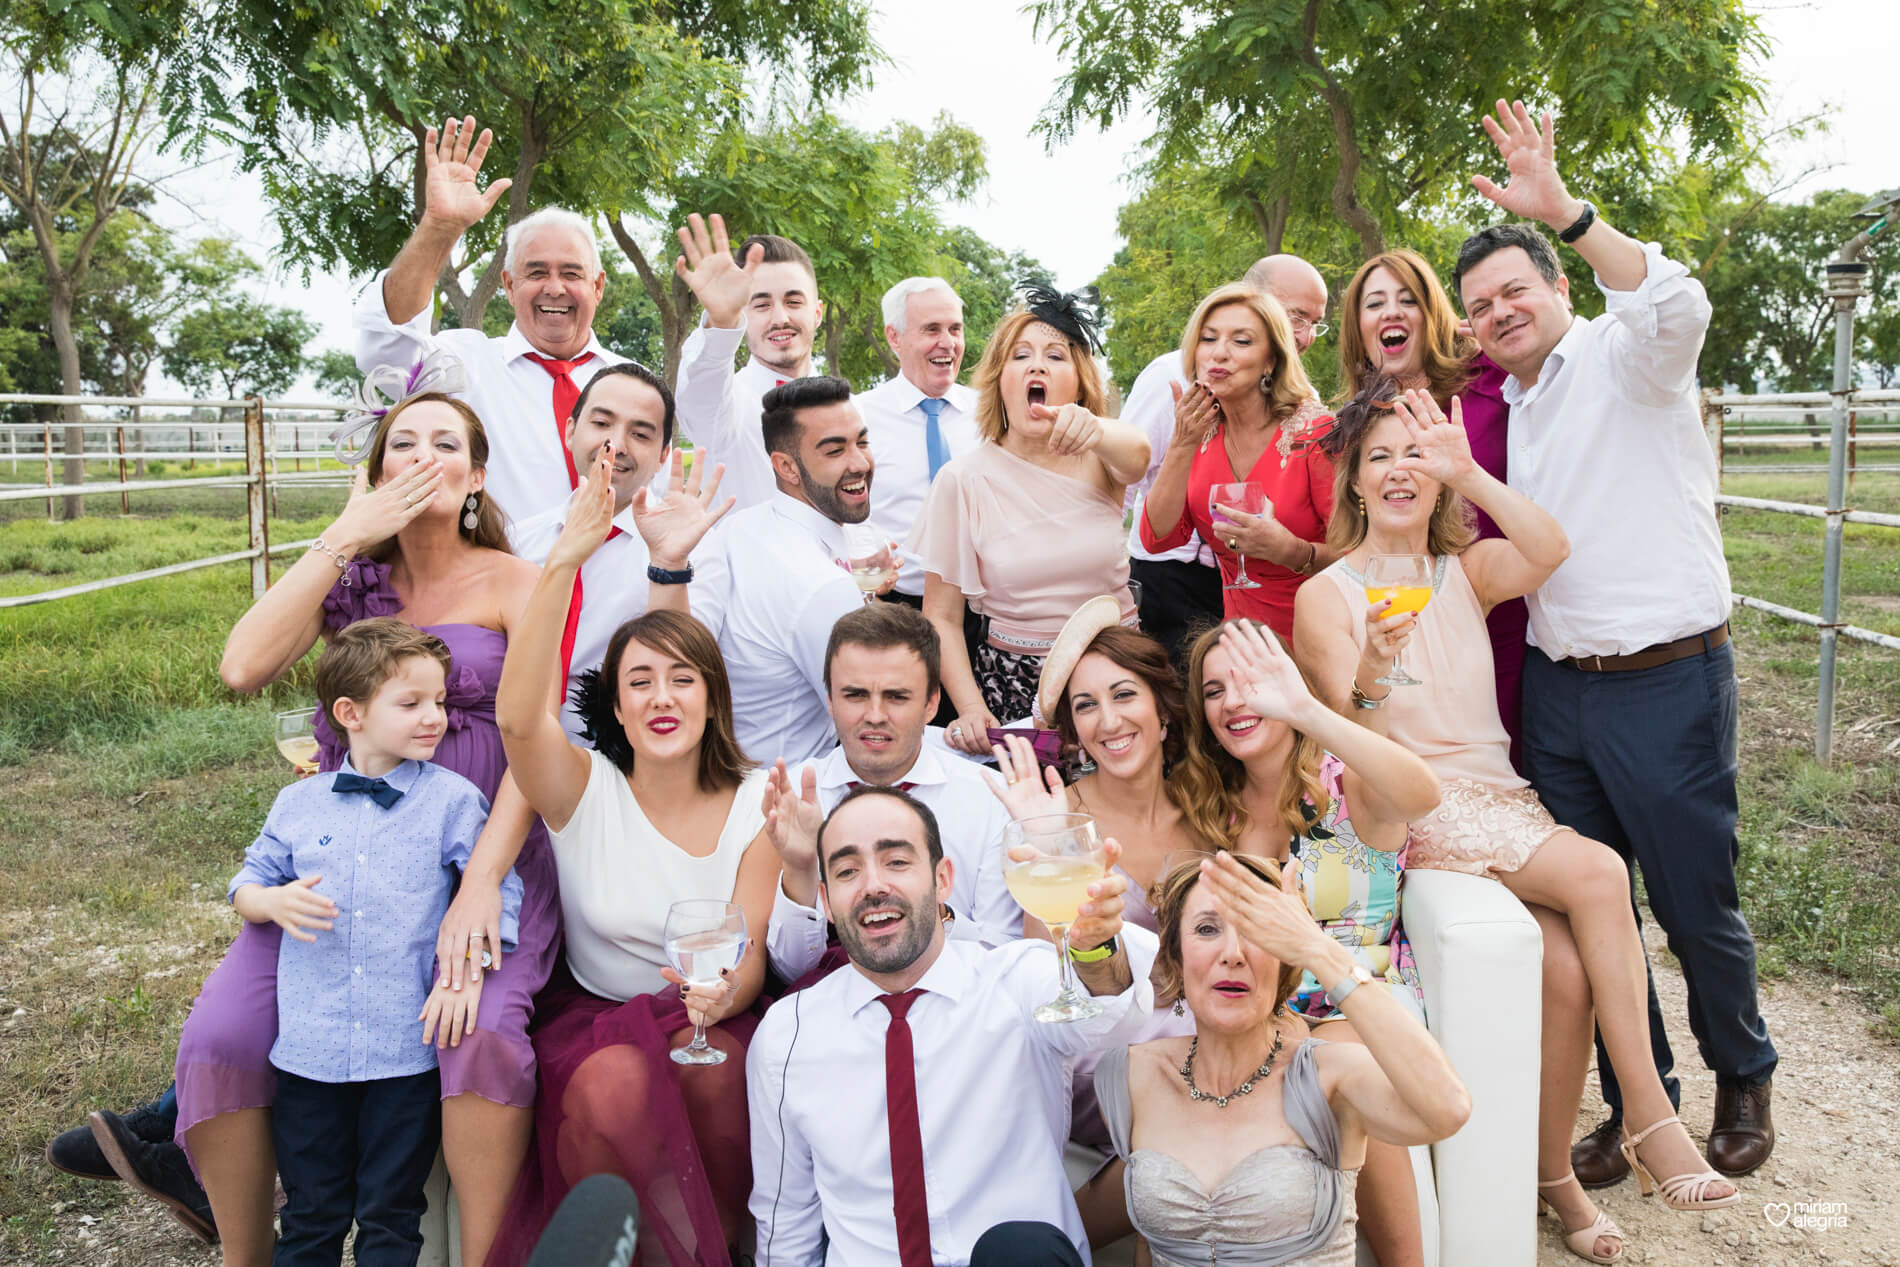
[1362,554,1434,686]
[274,707,319,776]
[663,899,749,1065]
[842,523,897,606]
[1207,483,1272,590]
[1001,813,1108,1023]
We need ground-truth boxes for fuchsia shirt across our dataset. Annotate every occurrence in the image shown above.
[1460,355,1528,762]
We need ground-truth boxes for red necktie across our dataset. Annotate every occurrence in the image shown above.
[560,526,622,687]
[878,989,932,1267]
[525,351,597,488]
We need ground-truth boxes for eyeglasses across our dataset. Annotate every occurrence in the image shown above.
[1287,316,1331,339]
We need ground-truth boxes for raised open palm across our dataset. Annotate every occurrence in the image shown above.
[423,116,512,232]
[1472,100,1576,227]
[1390,390,1476,486]
[674,213,761,329]
[632,449,734,568]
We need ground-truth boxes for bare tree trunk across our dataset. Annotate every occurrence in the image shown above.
[823,308,845,377]
[1244,191,1291,254]
[47,281,86,519]
[863,317,898,376]
[610,216,700,389]
[1300,0,1384,259]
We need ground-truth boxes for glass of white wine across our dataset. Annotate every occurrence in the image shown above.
[274,707,319,776]
[1002,813,1108,1023]
[663,899,749,1065]
[842,523,897,606]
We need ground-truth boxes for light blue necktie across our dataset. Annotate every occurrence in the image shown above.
[920,396,949,479]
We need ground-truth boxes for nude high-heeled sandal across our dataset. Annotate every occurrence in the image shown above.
[1537,1172,1625,1264]
[1620,1115,1740,1210]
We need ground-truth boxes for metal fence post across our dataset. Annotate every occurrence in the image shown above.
[1817,259,1872,762]
[245,395,271,599]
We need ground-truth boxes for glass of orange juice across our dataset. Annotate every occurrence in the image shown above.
[1002,813,1107,1023]
[274,707,320,776]
[1363,554,1433,686]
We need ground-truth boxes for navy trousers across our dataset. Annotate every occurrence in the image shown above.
[969,1220,1087,1266]
[1520,640,1776,1119]
[271,1068,442,1267]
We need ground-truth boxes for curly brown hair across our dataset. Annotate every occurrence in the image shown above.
[1150,851,1306,1013]
[1172,621,1330,855]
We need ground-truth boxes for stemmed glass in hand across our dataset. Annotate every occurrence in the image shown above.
[663,899,748,1065]
[274,707,319,776]
[1208,483,1271,591]
[1362,554,1434,686]
[1001,813,1108,1023]
[842,523,898,606]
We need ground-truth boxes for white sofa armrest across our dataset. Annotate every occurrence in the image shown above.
[1401,868,1542,1267]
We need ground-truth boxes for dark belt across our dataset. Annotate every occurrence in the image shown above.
[1562,623,1730,673]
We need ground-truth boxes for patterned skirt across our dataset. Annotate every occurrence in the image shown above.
[972,640,1044,723]
[1405,777,1563,880]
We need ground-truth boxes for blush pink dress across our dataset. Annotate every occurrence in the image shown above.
[1317,553,1559,878]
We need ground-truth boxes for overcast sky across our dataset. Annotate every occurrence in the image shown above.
[152,0,1898,395]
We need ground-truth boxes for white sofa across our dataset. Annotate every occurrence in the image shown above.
[1085,868,1543,1267]
[422,870,1542,1267]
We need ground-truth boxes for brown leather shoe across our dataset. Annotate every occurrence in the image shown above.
[1571,1114,1630,1189]
[1708,1078,1774,1177]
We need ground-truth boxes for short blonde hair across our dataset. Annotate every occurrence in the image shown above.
[971,308,1111,445]
[1178,285,1318,426]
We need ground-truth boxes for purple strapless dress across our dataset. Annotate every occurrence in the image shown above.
[174,559,562,1162]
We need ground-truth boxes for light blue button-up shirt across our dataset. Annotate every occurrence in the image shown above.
[228,758,522,1084]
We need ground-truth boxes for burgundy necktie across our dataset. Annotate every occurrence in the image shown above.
[560,526,622,686]
[878,989,932,1267]
[847,780,917,792]
[524,351,597,488]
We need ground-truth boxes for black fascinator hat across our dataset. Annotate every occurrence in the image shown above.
[1023,284,1106,356]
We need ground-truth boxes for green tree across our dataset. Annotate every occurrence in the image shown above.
[1694,189,1897,393]
[311,347,360,400]
[0,7,168,516]
[164,296,317,399]
[161,0,877,330]
[1033,0,1765,261]
[934,224,1051,375]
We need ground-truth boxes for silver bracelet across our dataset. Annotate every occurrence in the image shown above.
[310,537,352,586]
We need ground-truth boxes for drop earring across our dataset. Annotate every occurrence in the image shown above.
[463,494,480,532]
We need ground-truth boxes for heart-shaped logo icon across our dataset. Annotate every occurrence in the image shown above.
[1763,1202,1792,1227]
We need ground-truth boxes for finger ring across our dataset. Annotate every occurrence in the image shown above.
[1227,537,1237,550]
[1007,775,1019,785]
[950,725,963,741]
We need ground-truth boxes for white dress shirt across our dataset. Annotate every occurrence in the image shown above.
[673,323,793,513]
[764,743,1021,981]
[1120,350,1217,567]
[353,271,625,527]
[1502,243,1728,658]
[852,373,980,595]
[747,935,1157,1267]
[691,494,864,765]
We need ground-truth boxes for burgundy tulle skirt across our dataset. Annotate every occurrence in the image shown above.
[486,961,763,1267]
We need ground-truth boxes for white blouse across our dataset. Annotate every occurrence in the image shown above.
[549,750,768,1001]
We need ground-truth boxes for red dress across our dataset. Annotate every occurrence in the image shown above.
[1138,399,1336,643]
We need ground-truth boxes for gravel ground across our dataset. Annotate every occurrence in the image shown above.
[23,926,1898,1266]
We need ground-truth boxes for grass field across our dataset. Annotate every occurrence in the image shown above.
[2,461,1897,1257]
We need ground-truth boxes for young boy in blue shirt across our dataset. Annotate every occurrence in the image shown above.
[229,618,523,1267]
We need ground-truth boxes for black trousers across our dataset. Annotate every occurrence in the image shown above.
[1130,557,1223,672]
[1520,640,1777,1119]
[271,1068,442,1267]
[969,1220,1086,1266]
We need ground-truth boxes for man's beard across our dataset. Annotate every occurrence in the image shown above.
[797,455,872,524]
[835,885,937,975]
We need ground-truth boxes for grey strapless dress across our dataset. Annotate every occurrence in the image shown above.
[1097,1039,1359,1266]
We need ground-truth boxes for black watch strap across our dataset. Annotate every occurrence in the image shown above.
[1558,200,1597,244]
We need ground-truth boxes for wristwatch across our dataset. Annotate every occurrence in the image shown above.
[1327,962,1375,1006]
[1069,936,1118,963]
[1558,200,1598,244]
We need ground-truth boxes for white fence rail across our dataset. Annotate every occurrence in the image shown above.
[0,393,348,609]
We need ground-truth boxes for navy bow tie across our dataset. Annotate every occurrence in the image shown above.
[333,771,403,809]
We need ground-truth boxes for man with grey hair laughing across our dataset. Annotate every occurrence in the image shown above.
[355,115,628,524]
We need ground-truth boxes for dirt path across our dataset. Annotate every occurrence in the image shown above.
[1537,924,1899,1265]
[24,924,1896,1266]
